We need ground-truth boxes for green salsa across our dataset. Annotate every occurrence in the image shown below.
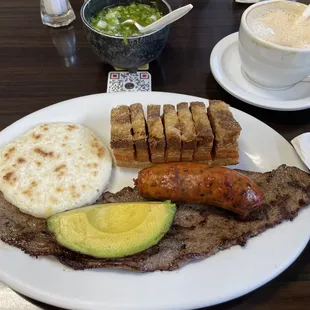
[90,3,163,37]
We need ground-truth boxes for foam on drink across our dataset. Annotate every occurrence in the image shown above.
[246,1,310,49]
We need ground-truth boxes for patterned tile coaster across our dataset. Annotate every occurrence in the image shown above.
[107,71,152,92]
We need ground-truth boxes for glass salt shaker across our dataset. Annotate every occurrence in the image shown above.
[40,0,76,28]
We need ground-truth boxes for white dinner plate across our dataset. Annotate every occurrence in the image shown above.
[0,92,309,310]
[210,32,310,111]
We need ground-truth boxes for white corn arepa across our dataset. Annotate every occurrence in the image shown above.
[0,123,112,218]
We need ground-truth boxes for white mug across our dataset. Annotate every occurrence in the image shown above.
[238,0,310,90]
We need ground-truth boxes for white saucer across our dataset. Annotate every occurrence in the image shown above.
[210,32,310,111]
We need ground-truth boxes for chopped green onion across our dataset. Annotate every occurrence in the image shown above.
[90,4,163,38]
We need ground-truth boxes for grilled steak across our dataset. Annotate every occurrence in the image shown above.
[0,192,63,256]
[1,165,310,272]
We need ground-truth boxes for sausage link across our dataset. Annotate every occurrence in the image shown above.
[136,162,264,217]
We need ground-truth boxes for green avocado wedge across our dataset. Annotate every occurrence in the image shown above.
[47,201,176,258]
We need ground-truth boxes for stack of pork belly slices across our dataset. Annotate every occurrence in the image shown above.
[110,100,241,168]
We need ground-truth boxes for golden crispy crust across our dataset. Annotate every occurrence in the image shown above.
[207,100,241,146]
[163,105,181,148]
[211,158,239,166]
[129,103,150,163]
[147,105,165,163]
[129,103,147,143]
[214,143,239,156]
[193,150,212,161]
[147,105,165,140]
[163,105,181,162]
[190,102,214,161]
[194,149,212,161]
[177,102,196,161]
[110,101,240,167]
[208,100,241,164]
[214,147,239,159]
[115,159,239,168]
[112,149,135,162]
[165,149,181,163]
[190,102,214,146]
[110,106,134,149]
[135,150,150,163]
[181,149,194,162]
[114,160,152,168]
[214,153,239,160]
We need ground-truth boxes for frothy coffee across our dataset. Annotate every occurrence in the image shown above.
[247,1,310,49]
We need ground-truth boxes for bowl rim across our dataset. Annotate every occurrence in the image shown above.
[80,0,172,40]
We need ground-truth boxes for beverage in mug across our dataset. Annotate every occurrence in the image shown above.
[238,0,310,89]
[247,1,310,49]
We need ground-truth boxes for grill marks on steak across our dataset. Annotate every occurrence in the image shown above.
[1,165,310,272]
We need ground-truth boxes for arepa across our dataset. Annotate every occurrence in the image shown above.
[0,123,112,218]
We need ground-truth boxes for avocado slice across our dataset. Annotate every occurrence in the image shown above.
[47,201,176,258]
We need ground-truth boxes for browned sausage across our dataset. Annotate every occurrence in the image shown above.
[135,162,264,217]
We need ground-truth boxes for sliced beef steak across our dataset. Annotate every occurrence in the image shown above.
[1,165,310,272]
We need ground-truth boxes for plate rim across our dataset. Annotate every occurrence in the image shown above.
[0,90,305,144]
[210,32,310,111]
[0,91,309,310]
